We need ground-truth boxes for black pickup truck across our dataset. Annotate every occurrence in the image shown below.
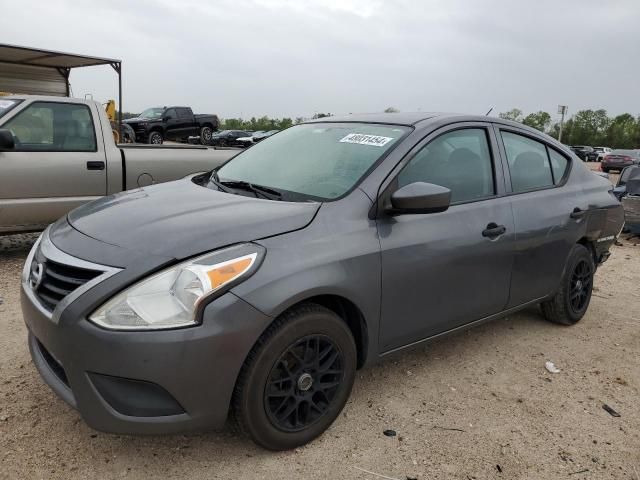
[124,106,219,144]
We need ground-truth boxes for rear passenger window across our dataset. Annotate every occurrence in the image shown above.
[548,149,569,184]
[501,132,553,192]
[398,128,495,204]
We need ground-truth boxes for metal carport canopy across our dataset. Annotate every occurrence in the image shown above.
[0,43,123,131]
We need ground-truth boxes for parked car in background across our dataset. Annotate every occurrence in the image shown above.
[236,130,280,148]
[570,145,594,161]
[590,146,612,162]
[601,149,640,172]
[613,165,640,231]
[208,130,252,147]
[21,112,623,450]
[237,131,264,148]
[0,95,235,234]
[253,129,279,143]
[124,106,219,145]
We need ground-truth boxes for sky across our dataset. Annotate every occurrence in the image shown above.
[3,0,639,120]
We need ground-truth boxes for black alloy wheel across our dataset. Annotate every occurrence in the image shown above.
[541,243,595,325]
[264,334,344,432]
[568,259,592,315]
[233,303,357,450]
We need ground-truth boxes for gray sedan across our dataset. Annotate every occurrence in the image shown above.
[21,113,623,450]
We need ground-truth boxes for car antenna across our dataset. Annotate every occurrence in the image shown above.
[485,107,493,116]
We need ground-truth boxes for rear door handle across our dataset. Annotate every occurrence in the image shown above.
[86,161,105,171]
[482,222,506,238]
[570,207,585,219]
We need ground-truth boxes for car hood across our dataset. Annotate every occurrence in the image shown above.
[124,117,160,123]
[65,179,320,260]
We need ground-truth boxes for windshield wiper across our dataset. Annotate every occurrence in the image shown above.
[221,180,283,200]
[209,171,283,200]
[209,171,234,193]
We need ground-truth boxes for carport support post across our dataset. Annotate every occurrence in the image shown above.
[558,105,567,143]
[56,67,71,96]
[110,62,122,140]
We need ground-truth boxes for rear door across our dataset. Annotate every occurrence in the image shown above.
[377,123,515,351]
[177,107,197,137]
[0,100,107,233]
[493,126,579,306]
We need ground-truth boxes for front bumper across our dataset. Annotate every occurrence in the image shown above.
[21,232,273,435]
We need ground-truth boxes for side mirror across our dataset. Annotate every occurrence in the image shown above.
[0,129,15,151]
[387,182,451,215]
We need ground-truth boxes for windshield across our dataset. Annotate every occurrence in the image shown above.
[139,108,165,119]
[216,122,410,200]
[0,99,20,120]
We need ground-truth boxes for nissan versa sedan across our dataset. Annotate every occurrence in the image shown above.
[21,113,624,450]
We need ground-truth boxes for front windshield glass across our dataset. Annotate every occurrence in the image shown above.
[216,122,410,200]
[139,108,164,119]
[0,99,20,119]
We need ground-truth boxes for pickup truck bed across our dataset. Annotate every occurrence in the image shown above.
[0,95,235,234]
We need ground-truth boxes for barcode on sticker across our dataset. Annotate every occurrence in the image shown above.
[339,133,393,147]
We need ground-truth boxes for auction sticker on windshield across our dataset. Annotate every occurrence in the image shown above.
[339,133,394,147]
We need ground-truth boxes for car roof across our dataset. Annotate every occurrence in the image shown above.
[304,111,542,132]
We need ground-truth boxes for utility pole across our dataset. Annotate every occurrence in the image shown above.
[558,105,568,143]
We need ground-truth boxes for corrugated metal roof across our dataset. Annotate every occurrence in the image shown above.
[0,44,121,97]
[0,63,67,96]
[0,43,120,68]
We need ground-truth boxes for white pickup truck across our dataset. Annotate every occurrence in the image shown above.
[0,95,236,234]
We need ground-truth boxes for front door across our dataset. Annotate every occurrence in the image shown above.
[0,100,107,233]
[163,108,181,140]
[377,125,514,352]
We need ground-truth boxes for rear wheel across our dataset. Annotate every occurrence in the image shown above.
[541,244,594,325]
[200,126,213,145]
[233,304,357,450]
[602,167,609,173]
[148,131,163,144]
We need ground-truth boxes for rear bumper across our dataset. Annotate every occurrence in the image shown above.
[602,162,633,170]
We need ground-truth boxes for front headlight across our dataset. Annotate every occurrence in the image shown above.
[89,243,264,330]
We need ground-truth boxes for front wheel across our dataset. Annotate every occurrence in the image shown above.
[148,131,163,144]
[233,304,357,450]
[541,243,595,325]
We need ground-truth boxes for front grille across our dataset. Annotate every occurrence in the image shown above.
[30,258,102,312]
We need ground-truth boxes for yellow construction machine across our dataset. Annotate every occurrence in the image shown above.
[104,99,135,143]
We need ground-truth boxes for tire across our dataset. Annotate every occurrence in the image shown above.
[122,124,136,143]
[148,131,163,144]
[602,168,609,173]
[233,303,357,450]
[541,244,595,325]
[200,126,213,145]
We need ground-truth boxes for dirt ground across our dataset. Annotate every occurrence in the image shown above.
[1,169,639,479]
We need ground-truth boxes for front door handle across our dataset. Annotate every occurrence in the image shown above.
[86,161,105,171]
[482,222,506,238]
[570,207,585,219]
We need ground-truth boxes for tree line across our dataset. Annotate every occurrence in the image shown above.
[499,108,640,149]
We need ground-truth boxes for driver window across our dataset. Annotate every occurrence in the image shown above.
[165,109,176,119]
[2,101,96,152]
[397,128,495,203]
